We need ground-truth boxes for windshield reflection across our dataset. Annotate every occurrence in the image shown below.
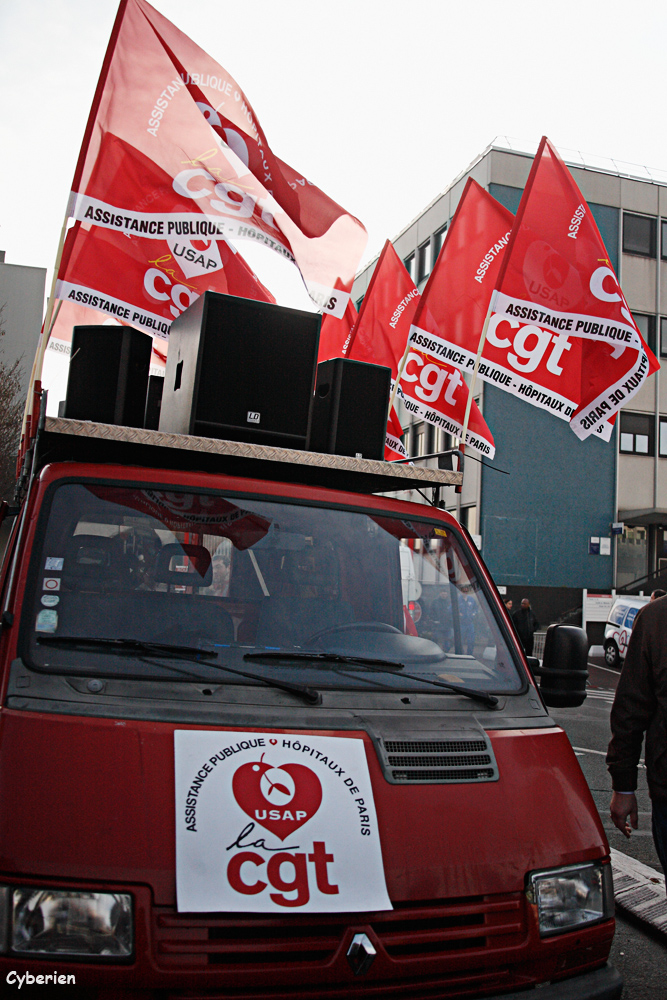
[25,484,522,694]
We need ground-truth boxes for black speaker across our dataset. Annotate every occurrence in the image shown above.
[159,292,321,448]
[144,374,164,430]
[308,358,391,460]
[62,326,152,427]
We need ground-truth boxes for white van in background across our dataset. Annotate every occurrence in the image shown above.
[603,596,650,667]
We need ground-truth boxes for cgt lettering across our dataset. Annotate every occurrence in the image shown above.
[487,315,572,376]
[144,267,198,318]
[227,841,339,907]
[172,167,279,232]
[402,352,463,405]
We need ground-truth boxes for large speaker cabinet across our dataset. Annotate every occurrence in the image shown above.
[308,358,391,460]
[62,325,152,427]
[159,292,321,449]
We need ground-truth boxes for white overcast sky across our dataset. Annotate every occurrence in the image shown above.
[1,0,667,315]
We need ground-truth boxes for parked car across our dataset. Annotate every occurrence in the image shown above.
[604,596,650,667]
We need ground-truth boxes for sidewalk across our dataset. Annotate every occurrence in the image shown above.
[611,847,667,935]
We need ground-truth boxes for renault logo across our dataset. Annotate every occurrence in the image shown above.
[346,932,376,975]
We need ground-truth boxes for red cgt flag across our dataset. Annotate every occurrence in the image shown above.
[68,0,366,318]
[407,178,514,386]
[57,216,275,343]
[384,404,407,461]
[318,298,358,365]
[485,137,658,439]
[348,241,495,459]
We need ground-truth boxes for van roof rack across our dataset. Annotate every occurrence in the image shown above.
[35,417,463,497]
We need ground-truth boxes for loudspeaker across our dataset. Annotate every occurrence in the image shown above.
[159,292,321,448]
[62,326,152,427]
[144,375,164,430]
[308,358,391,460]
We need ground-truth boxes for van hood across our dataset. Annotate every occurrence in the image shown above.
[0,711,607,905]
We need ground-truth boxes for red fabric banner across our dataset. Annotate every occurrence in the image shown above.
[408,178,514,377]
[384,405,407,461]
[345,241,420,372]
[318,298,358,365]
[352,241,495,459]
[487,139,657,439]
[408,155,658,444]
[406,178,514,451]
[68,0,366,318]
[56,213,274,343]
[88,486,270,549]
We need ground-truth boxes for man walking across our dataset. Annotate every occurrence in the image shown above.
[607,595,667,872]
[512,598,540,657]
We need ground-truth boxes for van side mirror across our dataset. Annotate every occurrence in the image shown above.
[534,624,589,708]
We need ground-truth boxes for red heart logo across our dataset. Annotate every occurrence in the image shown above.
[269,739,278,745]
[232,754,322,840]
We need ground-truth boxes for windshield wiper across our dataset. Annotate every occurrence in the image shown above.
[37,636,217,659]
[37,635,320,705]
[245,650,404,669]
[245,649,498,707]
[209,661,320,705]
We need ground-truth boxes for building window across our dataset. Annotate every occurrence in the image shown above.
[404,254,415,280]
[412,422,426,457]
[660,420,667,456]
[623,213,656,257]
[661,317,667,358]
[416,241,432,284]
[662,220,667,260]
[634,313,656,354]
[433,225,448,261]
[620,412,654,455]
[460,506,478,536]
[434,427,453,453]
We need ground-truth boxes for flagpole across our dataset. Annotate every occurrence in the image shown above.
[21,0,130,437]
[458,290,498,450]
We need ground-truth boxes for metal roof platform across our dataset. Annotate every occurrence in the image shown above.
[36,418,462,496]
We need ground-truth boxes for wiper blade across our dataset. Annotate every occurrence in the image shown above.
[244,650,404,669]
[37,635,321,704]
[245,649,498,707]
[37,635,217,659]
[213,661,321,705]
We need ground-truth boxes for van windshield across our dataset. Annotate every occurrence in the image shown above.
[23,483,522,695]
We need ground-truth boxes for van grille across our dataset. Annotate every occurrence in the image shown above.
[378,737,499,784]
[155,893,525,984]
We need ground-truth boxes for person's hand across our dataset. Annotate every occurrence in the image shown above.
[610,791,638,838]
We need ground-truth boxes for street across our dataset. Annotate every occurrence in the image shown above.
[549,650,667,998]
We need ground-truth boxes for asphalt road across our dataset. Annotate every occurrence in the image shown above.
[549,648,667,998]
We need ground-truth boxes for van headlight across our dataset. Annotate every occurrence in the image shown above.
[0,887,132,958]
[526,862,614,937]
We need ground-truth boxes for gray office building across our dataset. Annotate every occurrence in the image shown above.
[0,251,46,403]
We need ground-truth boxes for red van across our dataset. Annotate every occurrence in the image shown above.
[0,415,620,998]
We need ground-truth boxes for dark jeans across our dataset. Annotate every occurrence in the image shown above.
[651,797,667,877]
[520,634,534,657]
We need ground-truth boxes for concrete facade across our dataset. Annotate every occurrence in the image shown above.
[0,251,46,402]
